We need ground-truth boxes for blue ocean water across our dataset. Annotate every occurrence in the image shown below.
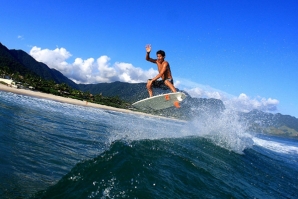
[0,91,297,199]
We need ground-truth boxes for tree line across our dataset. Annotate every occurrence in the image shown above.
[0,66,129,109]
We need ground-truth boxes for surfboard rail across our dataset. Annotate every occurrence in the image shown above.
[132,92,186,110]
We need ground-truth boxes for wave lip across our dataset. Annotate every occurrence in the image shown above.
[253,137,298,154]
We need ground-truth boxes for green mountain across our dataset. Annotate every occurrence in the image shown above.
[0,43,34,76]
[78,81,148,102]
[1,42,297,137]
[0,42,78,89]
[240,110,298,137]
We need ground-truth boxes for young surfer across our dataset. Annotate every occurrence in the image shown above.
[145,44,177,97]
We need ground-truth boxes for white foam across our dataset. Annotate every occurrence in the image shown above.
[253,137,298,154]
[182,109,254,154]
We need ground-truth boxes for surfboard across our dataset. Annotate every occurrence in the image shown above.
[132,92,186,110]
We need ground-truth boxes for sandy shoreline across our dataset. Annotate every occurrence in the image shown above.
[0,84,181,121]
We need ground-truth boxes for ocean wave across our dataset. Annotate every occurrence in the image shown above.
[1,91,298,199]
[31,138,298,199]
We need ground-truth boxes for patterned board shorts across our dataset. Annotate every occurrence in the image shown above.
[149,79,173,89]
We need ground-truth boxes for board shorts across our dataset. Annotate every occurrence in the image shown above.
[149,79,174,90]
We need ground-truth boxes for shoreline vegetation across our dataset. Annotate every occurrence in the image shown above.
[0,83,176,120]
[0,76,129,109]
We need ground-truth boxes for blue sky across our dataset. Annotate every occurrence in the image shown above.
[1,0,297,117]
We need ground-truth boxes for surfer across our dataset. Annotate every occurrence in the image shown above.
[145,44,177,97]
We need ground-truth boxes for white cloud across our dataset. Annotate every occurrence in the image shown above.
[17,35,24,40]
[71,57,95,83]
[182,82,230,100]
[30,46,72,74]
[114,62,157,83]
[180,80,279,113]
[29,46,157,84]
[189,88,279,113]
[174,80,181,88]
[226,93,279,112]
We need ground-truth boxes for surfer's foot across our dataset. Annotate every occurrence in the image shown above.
[173,101,180,108]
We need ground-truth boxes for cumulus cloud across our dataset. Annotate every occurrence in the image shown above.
[29,46,157,84]
[114,62,157,83]
[227,93,279,112]
[181,79,279,112]
[182,81,279,113]
[186,87,223,99]
[30,46,72,74]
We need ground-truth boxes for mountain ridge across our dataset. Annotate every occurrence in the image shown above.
[9,49,79,89]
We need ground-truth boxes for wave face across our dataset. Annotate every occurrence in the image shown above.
[0,91,297,199]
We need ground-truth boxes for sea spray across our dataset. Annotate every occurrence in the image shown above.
[103,102,255,154]
[106,113,188,144]
[183,108,254,154]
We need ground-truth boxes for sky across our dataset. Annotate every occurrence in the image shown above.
[1,0,297,117]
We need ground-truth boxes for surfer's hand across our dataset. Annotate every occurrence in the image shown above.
[145,44,151,53]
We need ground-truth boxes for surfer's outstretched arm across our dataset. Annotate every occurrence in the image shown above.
[145,44,156,63]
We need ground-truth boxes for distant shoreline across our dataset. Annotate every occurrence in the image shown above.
[0,84,178,121]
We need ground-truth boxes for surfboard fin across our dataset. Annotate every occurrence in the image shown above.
[173,101,180,108]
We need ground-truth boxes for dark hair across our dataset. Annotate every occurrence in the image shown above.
[156,50,165,57]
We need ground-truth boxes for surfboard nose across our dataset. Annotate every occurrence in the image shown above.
[177,96,183,101]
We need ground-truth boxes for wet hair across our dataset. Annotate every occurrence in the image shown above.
[156,50,165,57]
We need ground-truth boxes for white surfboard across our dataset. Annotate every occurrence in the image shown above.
[132,92,186,110]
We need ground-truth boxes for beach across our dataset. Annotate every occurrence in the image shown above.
[0,83,155,118]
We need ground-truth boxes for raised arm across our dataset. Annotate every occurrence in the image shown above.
[145,44,156,63]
